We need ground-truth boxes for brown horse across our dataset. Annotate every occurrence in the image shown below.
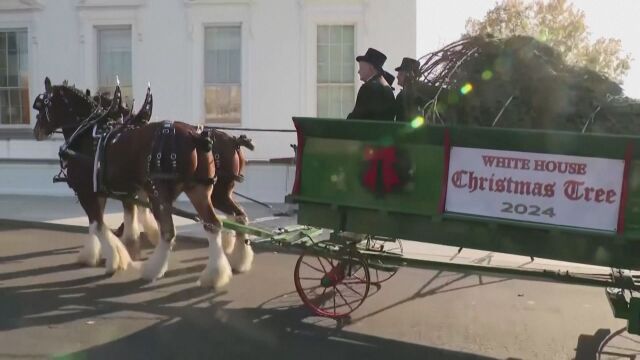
[91,87,254,264]
[33,77,253,288]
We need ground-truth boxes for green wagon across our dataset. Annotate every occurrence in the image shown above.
[283,116,640,333]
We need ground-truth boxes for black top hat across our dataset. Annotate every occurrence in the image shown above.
[395,57,421,74]
[356,48,387,71]
[383,71,395,88]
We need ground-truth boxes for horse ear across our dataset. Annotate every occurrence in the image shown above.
[44,77,52,93]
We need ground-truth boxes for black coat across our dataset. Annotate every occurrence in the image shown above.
[347,74,395,121]
[395,81,438,122]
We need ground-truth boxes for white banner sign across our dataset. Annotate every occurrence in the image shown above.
[445,147,625,231]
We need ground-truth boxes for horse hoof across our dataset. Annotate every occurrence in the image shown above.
[228,243,254,274]
[140,262,168,281]
[198,261,232,289]
[78,234,102,267]
[221,230,235,255]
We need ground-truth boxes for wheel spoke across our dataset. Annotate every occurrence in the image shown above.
[315,256,328,273]
[299,276,322,281]
[333,286,336,313]
[335,286,354,311]
[342,282,364,297]
[301,284,323,294]
[302,260,324,274]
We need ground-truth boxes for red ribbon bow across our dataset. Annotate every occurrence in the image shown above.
[363,147,401,194]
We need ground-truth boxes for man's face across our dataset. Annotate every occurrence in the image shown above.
[397,71,408,87]
[357,61,376,81]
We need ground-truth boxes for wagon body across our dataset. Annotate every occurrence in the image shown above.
[290,117,640,270]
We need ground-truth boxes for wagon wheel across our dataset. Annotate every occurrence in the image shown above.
[361,236,403,285]
[294,249,370,318]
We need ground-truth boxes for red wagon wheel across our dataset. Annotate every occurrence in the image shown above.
[294,249,370,318]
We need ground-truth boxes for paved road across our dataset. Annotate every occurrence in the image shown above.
[0,223,638,360]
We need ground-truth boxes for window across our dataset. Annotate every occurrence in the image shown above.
[97,27,132,105]
[204,25,241,124]
[317,25,355,118]
[0,29,29,125]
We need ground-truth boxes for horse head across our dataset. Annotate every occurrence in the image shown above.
[32,77,97,140]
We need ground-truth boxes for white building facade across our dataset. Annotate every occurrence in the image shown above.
[0,0,416,202]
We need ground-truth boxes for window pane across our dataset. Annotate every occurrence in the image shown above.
[18,30,28,87]
[205,26,241,84]
[317,25,354,85]
[317,44,329,83]
[0,89,7,124]
[98,27,132,89]
[19,87,29,124]
[9,89,20,124]
[0,33,6,87]
[204,26,241,124]
[0,29,28,125]
[205,85,241,123]
[7,32,18,87]
[317,25,354,118]
[317,84,354,119]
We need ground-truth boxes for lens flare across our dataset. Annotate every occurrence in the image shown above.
[411,116,425,128]
[460,83,473,95]
[481,70,493,80]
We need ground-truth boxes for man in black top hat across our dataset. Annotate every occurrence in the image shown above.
[347,48,395,121]
[394,57,436,122]
[383,71,396,92]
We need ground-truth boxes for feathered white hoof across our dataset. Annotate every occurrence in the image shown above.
[141,240,172,280]
[77,232,101,267]
[122,206,142,260]
[198,227,232,288]
[112,237,132,271]
[91,223,120,274]
[228,240,254,273]
[138,206,160,246]
[198,257,233,288]
[221,230,235,255]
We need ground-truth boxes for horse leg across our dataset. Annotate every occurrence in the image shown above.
[121,201,142,260]
[187,184,232,288]
[79,193,132,274]
[212,177,253,273]
[76,192,102,267]
[136,191,161,246]
[212,178,238,254]
[140,185,175,281]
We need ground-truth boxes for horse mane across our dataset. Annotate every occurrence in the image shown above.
[54,84,98,109]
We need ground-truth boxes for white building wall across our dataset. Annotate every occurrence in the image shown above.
[0,0,416,201]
